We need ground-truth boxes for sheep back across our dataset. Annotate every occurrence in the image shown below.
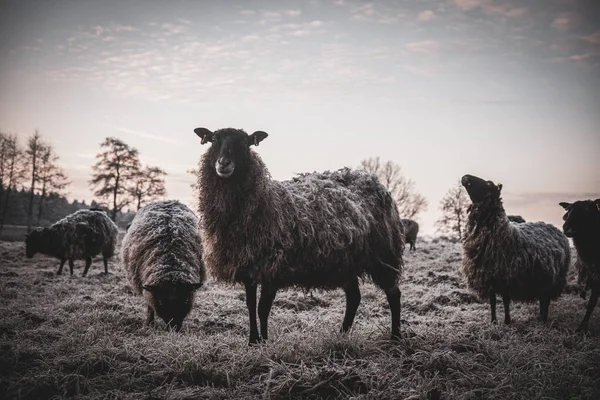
[121,200,205,295]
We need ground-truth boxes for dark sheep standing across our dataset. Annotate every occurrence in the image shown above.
[559,199,600,331]
[194,127,405,344]
[120,200,205,331]
[401,219,419,251]
[25,209,119,276]
[461,174,570,324]
[507,215,526,223]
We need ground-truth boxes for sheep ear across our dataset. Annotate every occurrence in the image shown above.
[248,131,268,147]
[187,282,203,291]
[142,285,157,293]
[194,128,214,145]
[559,202,571,210]
[594,199,600,211]
[497,183,502,192]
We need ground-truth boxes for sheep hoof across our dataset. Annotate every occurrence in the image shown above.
[504,318,511,325]
[390,333,402,341]
[56,271,62,275]
[576,323,589,333]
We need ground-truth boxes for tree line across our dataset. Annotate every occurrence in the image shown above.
[3,130,467,238]
[0,132,167,233]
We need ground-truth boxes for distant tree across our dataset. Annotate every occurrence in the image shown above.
[24,130,48,233]
[89,137,140,221]
[359,157,428,219]
[129,165,167,210]
[0,133,26,233]
[35,145,70,225]
[435,181,471,241]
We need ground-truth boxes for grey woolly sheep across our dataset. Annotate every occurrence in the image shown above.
[461,174,570,324]
[194,127,405,344]
[559,199,600,331]
[25,209,118,276]
[120,200,205,331]
[401,219,419,251]
[507,215,526,223]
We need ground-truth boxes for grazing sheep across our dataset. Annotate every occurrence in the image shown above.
[559,199,600,331]
[120,200,205,331]
[401,219,419,251]
[507,215,526,223]
[194,127,404,343]
[25,209,118,276]
[461,174,570,324]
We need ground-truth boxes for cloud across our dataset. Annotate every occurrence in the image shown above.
[113,127,183,145]
[579,30,600,45]
[406,40,443,55]
[451,0,527,18]
[283,10,302,17]
[418,10,435,21]
[241,10,255,15]
[551,12,580,31]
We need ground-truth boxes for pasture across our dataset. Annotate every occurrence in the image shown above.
[0,238,599,399]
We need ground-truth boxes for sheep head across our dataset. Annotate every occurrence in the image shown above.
[24,228,46,258]
[559,199,600,238]
[461,174,502,203]
[143,281,203,332]
[194,127,268,179]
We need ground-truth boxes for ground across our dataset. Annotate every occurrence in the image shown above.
[0,237,599,400]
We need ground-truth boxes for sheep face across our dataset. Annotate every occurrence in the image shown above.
[559,200,600,238]
[461,174,502,203]
[194,127,268,179]
[143,282,203,331]
[25,228,45,258]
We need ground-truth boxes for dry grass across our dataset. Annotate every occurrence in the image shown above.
[0,238,598,399]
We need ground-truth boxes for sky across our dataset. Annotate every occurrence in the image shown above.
[0,0,599,235]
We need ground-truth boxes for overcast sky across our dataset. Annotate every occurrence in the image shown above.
[1,0,598,234]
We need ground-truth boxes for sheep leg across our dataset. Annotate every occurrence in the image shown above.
[385,285,401,340]
[103,256,109,274]
[410,241,416,251]
[539,296,550,323]
[490,295,497,323]
[502,293,511,324]
[145,305,155,326]
[68,259,74,276]
[258,285,277,341]
[577,285,599,332]
[244,280,260,344]
[57,258,66,275]
[341,280,361,333]
[82,256,92,277]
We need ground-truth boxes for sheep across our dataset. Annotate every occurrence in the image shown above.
[401,219,419,251]
[25,209,118,276]
[559,199,600,331]
[120,200,205,331]
[461,174,570,324]
[507,215,526,223]
[193,127,405,344]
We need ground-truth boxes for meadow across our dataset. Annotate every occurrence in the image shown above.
[0,236,599,399]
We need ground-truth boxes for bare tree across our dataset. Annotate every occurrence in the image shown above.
[0,133,26,233]
[24,130,47,233]
[129,165,167,210]
[359,157,428,219]
[35,145,70,225]
[89,137,140,222]
[435,181,471,241]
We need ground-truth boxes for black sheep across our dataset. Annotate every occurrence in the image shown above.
[559,199,600,331]
[461,174,570,324]
[194,127,405,343]
[25,209,118,276]
[400,219,419,251]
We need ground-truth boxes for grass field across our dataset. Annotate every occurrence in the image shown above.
[0,238,599,399]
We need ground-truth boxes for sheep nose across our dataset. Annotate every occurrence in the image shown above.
[218,157,231,167]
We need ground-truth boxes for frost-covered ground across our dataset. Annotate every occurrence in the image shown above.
[0,238,598,399]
